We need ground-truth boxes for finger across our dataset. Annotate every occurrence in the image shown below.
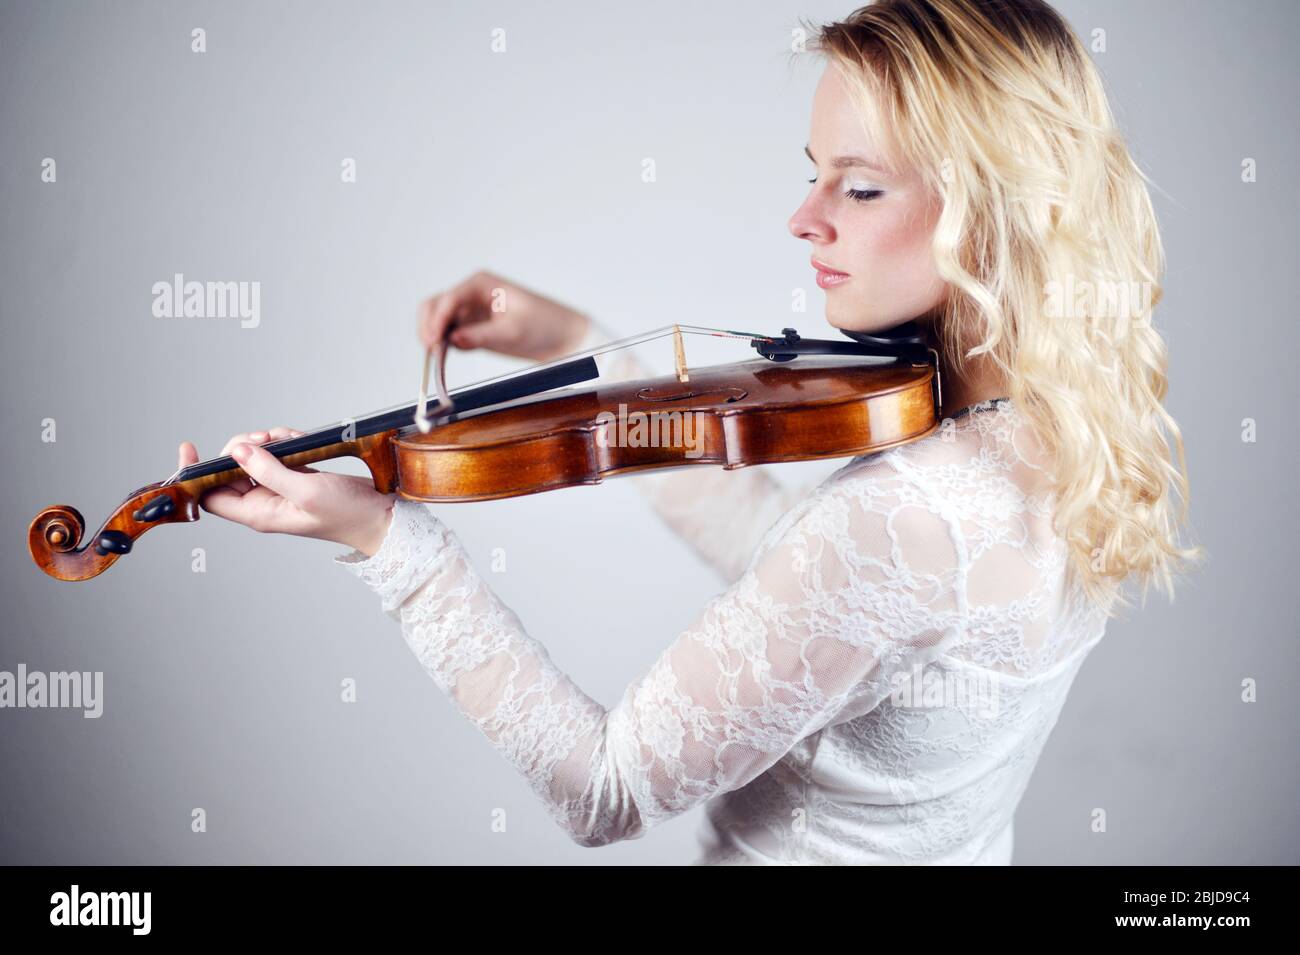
[419,294,459,349]
[231,442,316,505]
[200,484,290,532]
[450,318,517,352]
[219,429,284,456]
[230,427,301,454]
[220,431,260,457]
[261,426,298,447]
[198,485,250,520]
[418,275,487,348]
[177,441,200,470]
[213,429,301,493]
[202,466,255,496]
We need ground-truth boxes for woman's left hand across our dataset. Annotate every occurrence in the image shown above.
[176,426,396,557]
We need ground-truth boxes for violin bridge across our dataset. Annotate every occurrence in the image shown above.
[673,324,690,383]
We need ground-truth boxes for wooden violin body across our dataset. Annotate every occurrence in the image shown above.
[29,325,939,581]
[395,357,937,502]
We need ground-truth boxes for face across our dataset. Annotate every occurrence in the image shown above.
[789,66,946,334]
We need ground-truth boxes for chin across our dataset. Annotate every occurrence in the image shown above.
[823,303,892,338]
[822,299,861,333]
[825,296,945,337]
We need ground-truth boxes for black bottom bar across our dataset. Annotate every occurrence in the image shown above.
[0,864,1285,939]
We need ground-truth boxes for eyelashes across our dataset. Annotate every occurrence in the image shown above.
[806,178,884,203]
[845,187,884,202]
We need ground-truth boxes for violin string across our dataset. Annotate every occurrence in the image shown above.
[351,324,772,430]
[164,324,776,484]
[342,325,769,426]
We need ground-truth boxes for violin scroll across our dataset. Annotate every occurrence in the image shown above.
[29,485,201,582]
[32,504,84,554]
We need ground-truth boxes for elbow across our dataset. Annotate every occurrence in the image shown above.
[567,824,641,848]
[562,817,645,849]
[556,802,648,848]
[568,830,626,849]
[545,732,659,846]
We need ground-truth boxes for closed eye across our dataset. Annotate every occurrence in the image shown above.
[845,187,883,202]
[808,177,884,203]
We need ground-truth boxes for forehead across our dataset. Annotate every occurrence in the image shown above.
[810,65,897,169]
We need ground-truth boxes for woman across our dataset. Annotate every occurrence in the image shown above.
[178,0,1201,863]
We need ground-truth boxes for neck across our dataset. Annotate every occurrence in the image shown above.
[920,321,1011,419]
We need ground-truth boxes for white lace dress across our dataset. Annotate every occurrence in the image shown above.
[337,329,1111,865]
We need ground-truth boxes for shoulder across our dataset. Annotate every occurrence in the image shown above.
[745,451,963,622]
[738,400,1073,660]
[723,457,962,659]
[827,398,1057,512]
[750,401,1057,584]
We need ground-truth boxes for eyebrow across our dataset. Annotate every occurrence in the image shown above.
[804,144,891,175]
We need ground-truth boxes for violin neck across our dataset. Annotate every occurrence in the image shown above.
[178,430,402,497]
[170,355,601,485]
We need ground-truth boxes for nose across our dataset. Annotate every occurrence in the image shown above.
[788,191,832,244]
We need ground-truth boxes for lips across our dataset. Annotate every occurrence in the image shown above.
[812,257,850,289]
[811,258,849,277]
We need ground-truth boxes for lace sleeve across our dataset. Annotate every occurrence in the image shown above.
[579,318,813,584]
[336,467,962,847]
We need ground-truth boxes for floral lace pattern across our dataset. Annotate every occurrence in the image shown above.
[336,324,1111,863]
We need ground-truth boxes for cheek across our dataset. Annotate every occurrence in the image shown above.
[850,203,944,316]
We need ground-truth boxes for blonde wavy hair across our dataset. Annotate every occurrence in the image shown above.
[804,0,1203,615]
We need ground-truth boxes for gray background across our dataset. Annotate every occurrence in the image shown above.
[1,0,1295,864]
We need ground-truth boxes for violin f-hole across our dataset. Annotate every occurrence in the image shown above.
[635,385,748,403]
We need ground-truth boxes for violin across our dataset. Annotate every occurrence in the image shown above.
[29,323,941,582]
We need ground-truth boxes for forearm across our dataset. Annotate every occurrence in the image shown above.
[338,499,643,845]
[406,550,647,844]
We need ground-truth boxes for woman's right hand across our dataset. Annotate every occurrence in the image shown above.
[417,270,591,362]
